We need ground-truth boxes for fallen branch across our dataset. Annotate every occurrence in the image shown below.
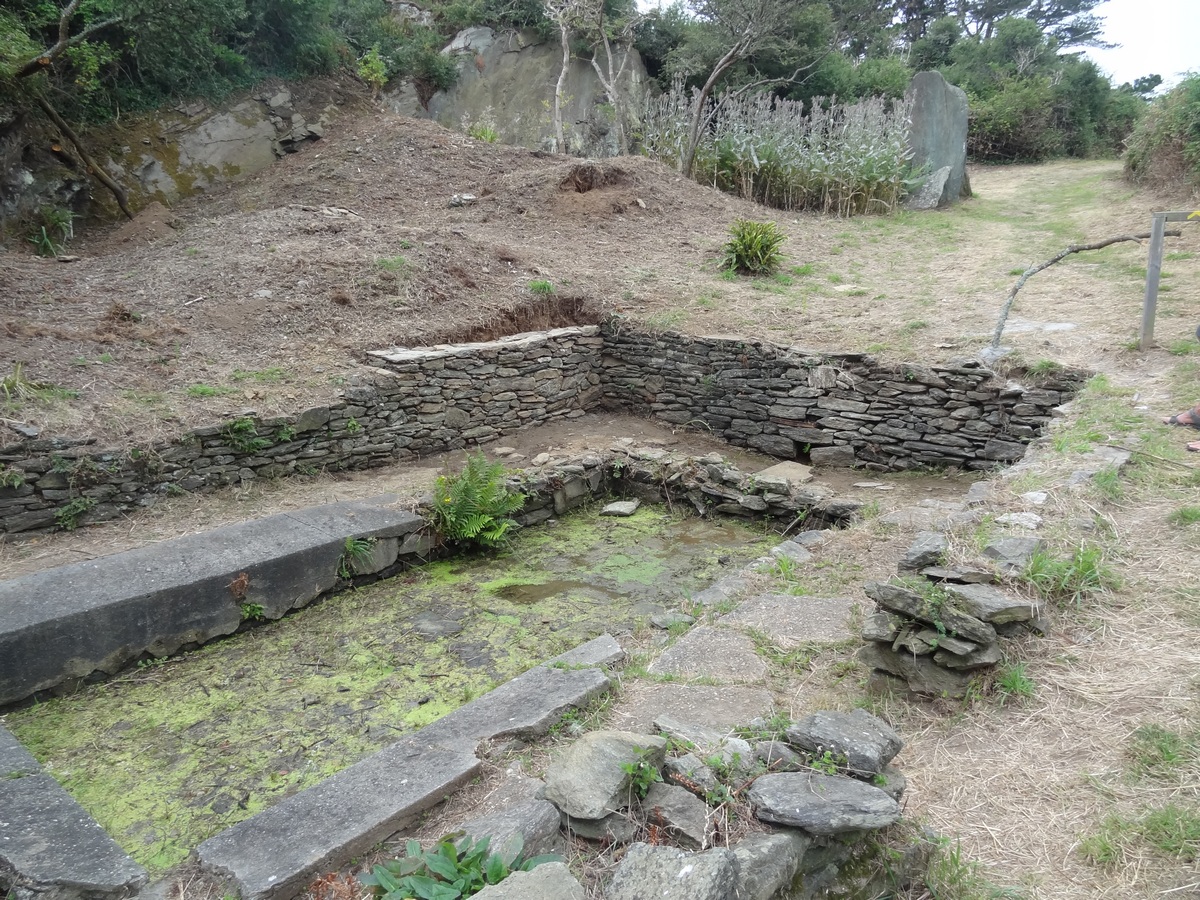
[991,230,1182,348]
[35,94,134,220]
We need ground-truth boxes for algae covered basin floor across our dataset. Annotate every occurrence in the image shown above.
[3,506,776,873]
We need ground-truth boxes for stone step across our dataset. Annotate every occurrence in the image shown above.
[0,497,423,705]
[0,726,147,900]
[197,662,613,900]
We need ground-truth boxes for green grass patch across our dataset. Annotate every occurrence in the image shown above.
[185,384,233,398]
[1081,805,1200,866]
[1127,724,1200,779]
[1168,506,1200,527]
[1022,544,1120,606]
[231,368,286,383]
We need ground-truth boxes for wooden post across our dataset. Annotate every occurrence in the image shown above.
[1139,213,1166,351]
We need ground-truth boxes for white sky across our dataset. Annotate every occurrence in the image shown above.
[636,0,1200,91]
[1083,0,1200,90]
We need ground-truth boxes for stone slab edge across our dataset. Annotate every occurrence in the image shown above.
[197,662,613,900]
[0,725,147,900]
[0,498,423,705]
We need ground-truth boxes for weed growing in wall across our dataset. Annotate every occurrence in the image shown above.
[430,454,525,550]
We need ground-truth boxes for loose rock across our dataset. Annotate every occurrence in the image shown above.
[541,731,667,820]
[748,771,901,834]
[943,582,1038,624]
[898,531,947,572]
[641,782,709,849]
[600,499,641,517]
[784,709,902,777]
[606,843,739,900]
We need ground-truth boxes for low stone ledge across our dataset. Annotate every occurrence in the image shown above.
[0,726,147,900]
[0,498,422,706]
[196,662,613,900]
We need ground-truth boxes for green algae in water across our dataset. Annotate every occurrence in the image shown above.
[4,506,774,872]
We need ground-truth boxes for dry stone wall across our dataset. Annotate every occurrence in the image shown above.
[599,325,1082,472]
[0,323,1080,538]
[0,327,602,537]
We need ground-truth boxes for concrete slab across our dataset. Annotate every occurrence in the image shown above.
[609,684,775,732]
[0,498,422,705]
[647,626,767,683]
[719,593,862,647]
[0,760,146,900]
[198,664,612,900]
[548,633,624,668]
[0,724,39,776]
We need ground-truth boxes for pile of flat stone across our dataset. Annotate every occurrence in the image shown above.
[455,709,918,900]
[858,530,1044,699]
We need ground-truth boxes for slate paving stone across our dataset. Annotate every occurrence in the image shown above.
[647,626,767,683]
[719,593,861,648]
[609,684,775,733]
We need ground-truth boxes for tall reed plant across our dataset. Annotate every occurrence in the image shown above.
[641,81,916,217]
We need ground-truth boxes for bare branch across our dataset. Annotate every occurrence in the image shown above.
[17,5,123,80]
[991,231,1183,348]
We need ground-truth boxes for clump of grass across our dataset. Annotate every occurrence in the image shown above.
[1081,806,1200,866]
[1168,505,1200,526]
[1022,544,1120,605]
[721,219,786,276]
[993,662,1035,705]
[1127,723,1200,779]
[527,279,554,296]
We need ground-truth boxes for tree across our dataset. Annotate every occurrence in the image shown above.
[672,0,819,177]
[584,2,646,153]
[543,0,601,153]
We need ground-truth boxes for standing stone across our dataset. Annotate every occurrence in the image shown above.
[541,731,667,820]
[784,709,903,777]
[907,71,968,207]
[606,844,739,900]
[748,772,901,834]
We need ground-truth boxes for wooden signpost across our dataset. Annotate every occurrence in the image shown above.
[1139,210,1200,351]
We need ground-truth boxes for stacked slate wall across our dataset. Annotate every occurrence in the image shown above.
[0,322,1081,538]
[0,327,603,537]
[598,325,1080,471]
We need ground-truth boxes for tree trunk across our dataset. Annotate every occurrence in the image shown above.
[553,26,571,153]
[35,95,134,220]
[681,39,747,179]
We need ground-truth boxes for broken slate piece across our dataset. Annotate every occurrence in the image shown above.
[898,531,947,572]
[996,512,1042,530]
[650,611,696,630]
[654,715,753,772]
[942,583,1038,624]
[560,810,637,844]
[607,844,738,900]
[784,709,902,777]
[934,642,1001,670]
[919,565,997,584]
[754,740,806,773]
[748,772,901,834]
[641,782,709,850]
[601,499,641,517]
[664,753,720,797]
[770,542,812,564]
[982,536,1044,574]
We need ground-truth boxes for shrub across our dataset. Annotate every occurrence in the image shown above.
[430,454,524,549]
[722,220,786,276]
[1125,74,1200,190]
[361,835,559,899]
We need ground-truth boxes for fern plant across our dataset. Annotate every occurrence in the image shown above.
[430,454,525,549]
[722,219,786,275]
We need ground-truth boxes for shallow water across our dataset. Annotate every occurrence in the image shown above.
[4,506,774,872]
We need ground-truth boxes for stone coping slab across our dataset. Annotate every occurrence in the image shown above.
[0,497,422,705]
[368,326,600,364]
[0,726,147,900]
[197,663,613,900]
